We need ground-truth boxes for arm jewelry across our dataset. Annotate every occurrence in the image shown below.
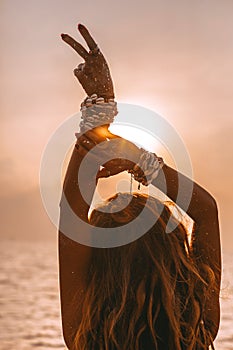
[130,150,164,187]
[76,94,164,189]
[77,94,118,133]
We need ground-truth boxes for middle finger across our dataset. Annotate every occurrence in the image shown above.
[78,24,98,50]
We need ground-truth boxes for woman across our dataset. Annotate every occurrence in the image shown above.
[59,24,221,349]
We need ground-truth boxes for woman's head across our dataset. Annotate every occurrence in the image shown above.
[73,193,215,350]
[90,192,187,247]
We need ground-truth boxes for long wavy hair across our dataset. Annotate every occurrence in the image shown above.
[72,193,216,350]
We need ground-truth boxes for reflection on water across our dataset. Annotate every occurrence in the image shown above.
[0,240,64,350]
[215,251,233,350]
[0,240,232,350]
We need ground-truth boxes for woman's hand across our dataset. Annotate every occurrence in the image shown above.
[61,24,114,99]
[76,128,141,180]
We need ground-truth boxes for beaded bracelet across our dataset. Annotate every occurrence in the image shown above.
[78,94,118,133]
[130,149,164,186]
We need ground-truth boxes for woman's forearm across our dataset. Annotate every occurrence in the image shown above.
[60,144,97,223]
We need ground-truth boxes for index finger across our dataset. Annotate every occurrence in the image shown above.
[78,24,98,50]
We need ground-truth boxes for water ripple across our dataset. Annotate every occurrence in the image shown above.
[0,240,232,350]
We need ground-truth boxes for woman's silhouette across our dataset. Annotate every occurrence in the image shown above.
[59,24,221,349]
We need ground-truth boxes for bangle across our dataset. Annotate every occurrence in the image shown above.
[131,149,164,186]
[78,94,118,133]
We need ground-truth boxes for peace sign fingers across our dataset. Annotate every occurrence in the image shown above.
[61,23,114,99]
[61,33,89,60]
[61,24,99,60]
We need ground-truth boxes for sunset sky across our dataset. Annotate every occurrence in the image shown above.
[1,0,233,251]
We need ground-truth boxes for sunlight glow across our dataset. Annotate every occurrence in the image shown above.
[109,124,161,152]
[109,124,175,168]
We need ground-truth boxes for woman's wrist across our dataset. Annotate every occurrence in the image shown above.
[77,93,118,134]
[129,149,164,186]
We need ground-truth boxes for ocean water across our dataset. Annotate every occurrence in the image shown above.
[0,240,232,350]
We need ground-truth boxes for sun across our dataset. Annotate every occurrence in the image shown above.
[109,124,175,168]
[109,124,160,151]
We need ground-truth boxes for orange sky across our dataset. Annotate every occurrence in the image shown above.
[1,0,233,250]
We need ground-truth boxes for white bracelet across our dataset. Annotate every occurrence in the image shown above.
[78,94,118,133]
[132,149,164,186]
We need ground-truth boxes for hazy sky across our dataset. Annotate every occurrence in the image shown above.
[1,0,233,250]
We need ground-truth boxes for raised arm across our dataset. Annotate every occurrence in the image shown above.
[59,144,95,348]
[59,24,116,348]
[152,164,221,340]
